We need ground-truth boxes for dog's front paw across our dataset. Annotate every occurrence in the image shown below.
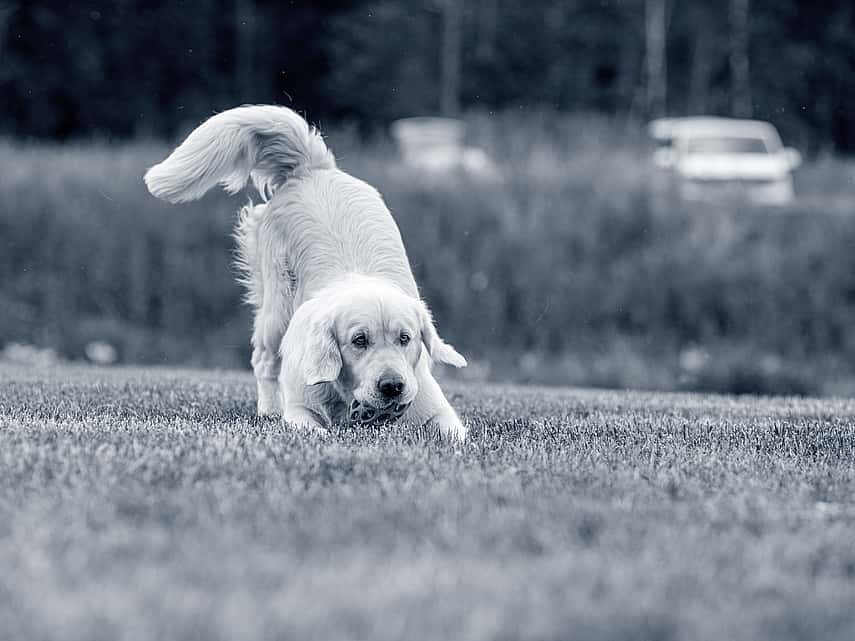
[257,397,281,417]
[282,406,328,435]
[433,411,468,443]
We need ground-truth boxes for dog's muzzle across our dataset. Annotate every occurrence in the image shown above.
[347,399,410,426]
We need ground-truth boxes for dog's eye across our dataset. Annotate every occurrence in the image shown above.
[399,332,411,345]
[352,334,368,348]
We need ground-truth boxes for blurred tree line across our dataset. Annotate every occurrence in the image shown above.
[0,0,853,151]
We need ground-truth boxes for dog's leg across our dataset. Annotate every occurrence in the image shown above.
[408,357,467,442]
[250,280,293,416]
[251,318,283,417]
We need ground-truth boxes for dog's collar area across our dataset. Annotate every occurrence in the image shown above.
[347,399,410,426]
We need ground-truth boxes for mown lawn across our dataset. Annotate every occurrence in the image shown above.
[1,362,854,641]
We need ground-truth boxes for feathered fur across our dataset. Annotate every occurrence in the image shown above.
[232,200,266,309]
[144,105,335,203]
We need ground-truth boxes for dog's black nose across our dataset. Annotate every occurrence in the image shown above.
[378,376,405,399]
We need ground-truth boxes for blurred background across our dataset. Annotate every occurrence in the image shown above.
[2,0,855,396]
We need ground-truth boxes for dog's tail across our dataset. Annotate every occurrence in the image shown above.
[144,105,336,203]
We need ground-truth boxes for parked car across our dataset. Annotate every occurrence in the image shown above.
[649,117,802,205]
[390,117,497,177]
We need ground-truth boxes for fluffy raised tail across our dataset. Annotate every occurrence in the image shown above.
[144,105,335,203]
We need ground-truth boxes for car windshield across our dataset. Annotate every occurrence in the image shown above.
[685,136,769,154]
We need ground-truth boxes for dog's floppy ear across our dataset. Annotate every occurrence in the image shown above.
[281,299,342,386]
[419,303,467,368]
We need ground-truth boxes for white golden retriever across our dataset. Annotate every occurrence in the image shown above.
[144,105,468,441]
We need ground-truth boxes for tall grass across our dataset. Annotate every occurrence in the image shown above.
[0,139,247,367]
[2,111,854,394]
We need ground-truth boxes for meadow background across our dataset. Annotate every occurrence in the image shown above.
[2,0,855,396]
[3,111,855,396]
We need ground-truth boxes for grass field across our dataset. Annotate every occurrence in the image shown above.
[2,363,854,640]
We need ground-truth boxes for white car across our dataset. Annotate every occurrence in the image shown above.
[649,117,802,205]
[390,117,497,178]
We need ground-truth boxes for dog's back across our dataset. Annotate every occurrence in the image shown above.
[145,105,419,302]
[263,169,418,300]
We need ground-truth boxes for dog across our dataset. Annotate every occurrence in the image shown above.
[144,105,468,441]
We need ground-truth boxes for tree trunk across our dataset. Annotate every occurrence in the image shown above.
[440,0,462,117]
[235,0,256,103]
[0,2,17,55]
[645,0,667,118]
[688,19,712,114]
[475,0,496,63]
[729,0,752,117]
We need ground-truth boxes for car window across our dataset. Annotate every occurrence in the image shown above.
[685,136,769,154]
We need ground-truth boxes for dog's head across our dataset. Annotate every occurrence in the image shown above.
[281,280,465,413]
